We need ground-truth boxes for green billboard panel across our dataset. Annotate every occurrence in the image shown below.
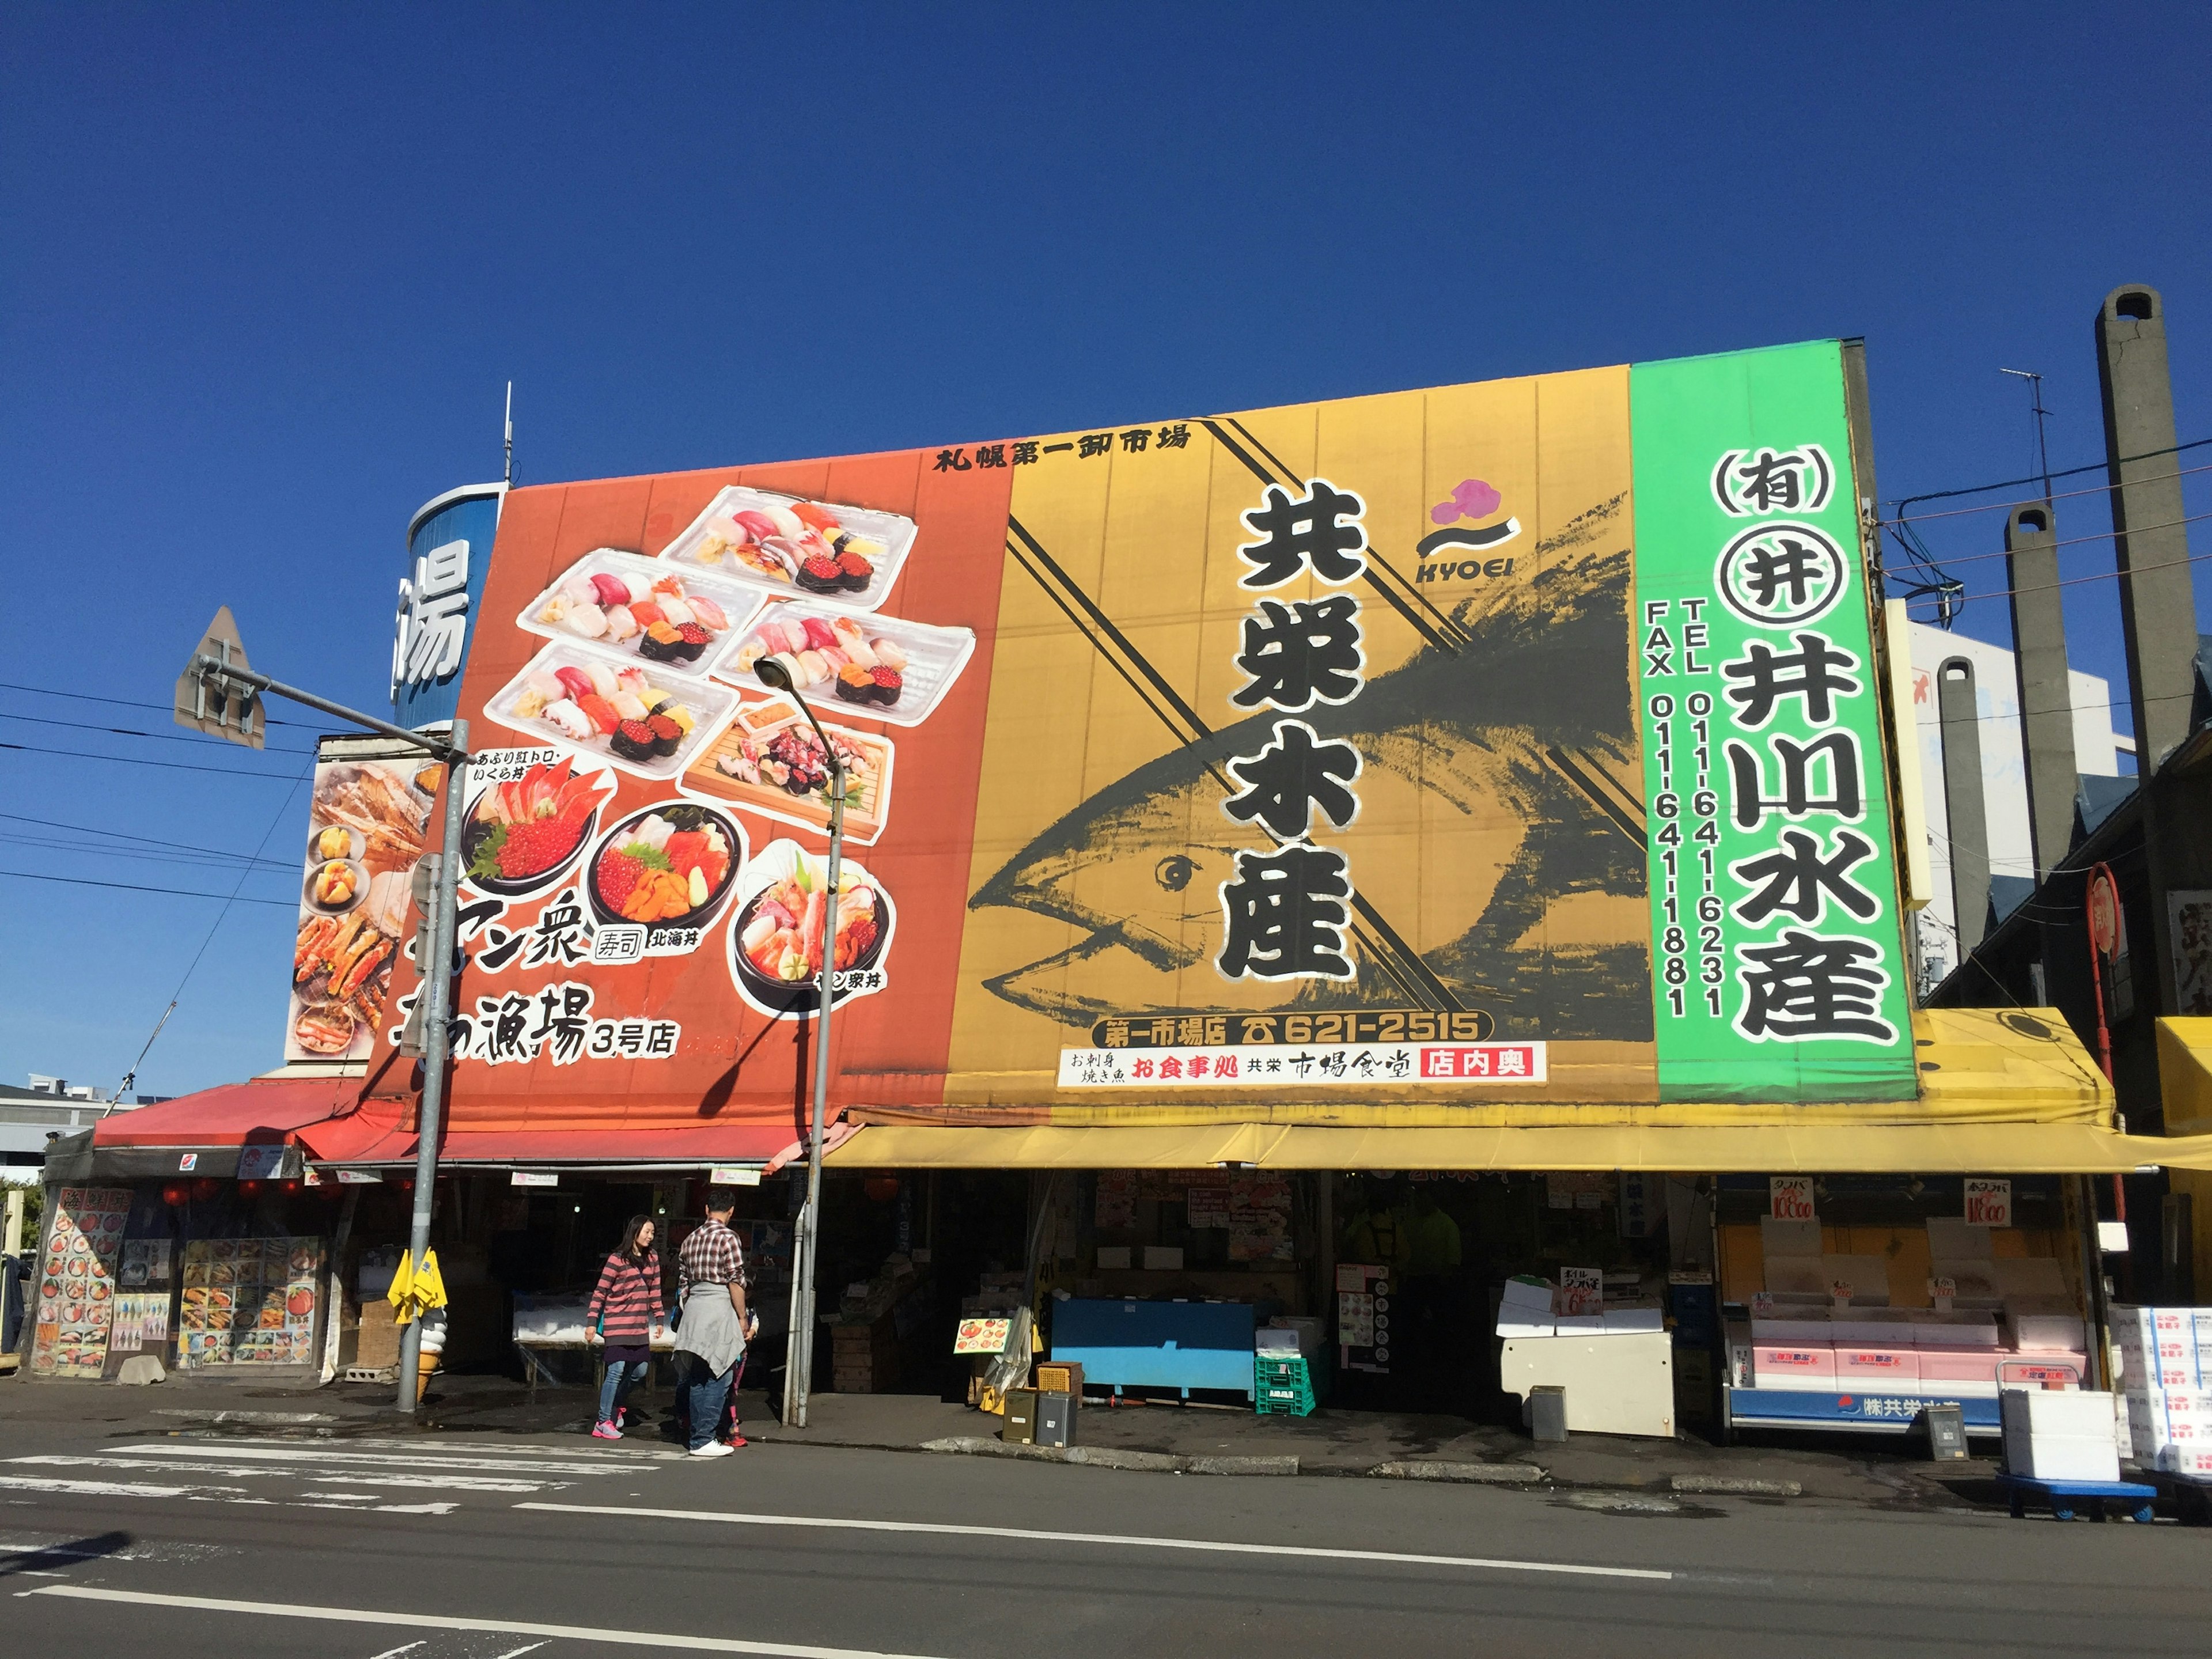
[1630,342,1917,1103]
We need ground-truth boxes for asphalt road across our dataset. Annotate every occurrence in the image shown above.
[1,1414,2205,1658]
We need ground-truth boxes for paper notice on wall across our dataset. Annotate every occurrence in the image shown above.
[1770,1176,1816,1221]
[1093,1172,1135,1230]
[1185,1185,1230,1228]
[1559,1266,1604,1315]
[1963,1178,2012,1228]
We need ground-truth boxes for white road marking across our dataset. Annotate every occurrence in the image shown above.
[24,1585,957,1657]
[493,1644,549,1658]
[0,1476,211,1499]
[0,1531,232,1564]
[375,1502,460,1515]
[300,1493,383,1502]
[366,1645,425,1659]
[112,1442,654,1478]
[9,1456,557,1494]
[515,1502,1675,1582]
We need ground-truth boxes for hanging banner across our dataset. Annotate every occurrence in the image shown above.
[366,340,1916,1134]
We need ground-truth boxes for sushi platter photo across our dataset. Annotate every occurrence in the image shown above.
[726,838,896,1020]
[486,639,740,783]
[460,754,618,896]
[585,801,745,942]
[660,486,919,613]
[716,600,974,728]
[680,695,896,847]
[517,548,764,676]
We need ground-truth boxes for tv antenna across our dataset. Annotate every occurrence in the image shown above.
[503,381,514,488]
[1998,368,2052,505]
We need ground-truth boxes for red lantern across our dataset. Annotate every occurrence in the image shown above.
[161,1183,188,1207]
[237,1180,262,1200]
[191,1177,219,1202]
[863,1177,900,1203]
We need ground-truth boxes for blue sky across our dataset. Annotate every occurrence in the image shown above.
[3,5,2206,1099]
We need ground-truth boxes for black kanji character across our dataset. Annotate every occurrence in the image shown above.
[1736,930,1896,1042]
[975,442,1007,468]
[1230,594,1363,710]
[1741,535,1830,612]
[933,448,971,472]
[1734,448,1809,512]
[522,894,592,968]
[1722,631,1859,728]
[1725,730,1863,827]
[1077,432,1113,459]
[1042,441,1074,454]
[487,991,533,1062]
[1012,441,1040,465]
[1730,828,1881,925]
[527,982,593,1065]
[475,926,526,972]
[1156,422,1190,450]
[1119,427,1150,453]
[1237,479,1368,589]
[1217,843,1354,980]
[1222,719,1361,838]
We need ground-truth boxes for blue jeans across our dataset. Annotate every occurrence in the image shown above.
[597,1357,648,1424]
[683,1357,734,1450]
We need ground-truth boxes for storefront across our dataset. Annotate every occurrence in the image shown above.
[53,339,2212,1437]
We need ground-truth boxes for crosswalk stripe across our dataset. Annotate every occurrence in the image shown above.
[109,1442,656,1478]
[9,1457,559,1494]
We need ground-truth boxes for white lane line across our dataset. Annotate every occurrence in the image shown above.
[513,1502,1675,1583]
[10,1457,559,1494]
[318,1436,688,1462]
[23,1585,956,1658]
[493,1645,550,1658]
[0,1476,211,1499]
[111,1443,653,1478]
[366,1645,425,1659]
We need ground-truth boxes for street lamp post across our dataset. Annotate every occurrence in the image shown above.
[176,619,469,1415]
[752,664,843,1431]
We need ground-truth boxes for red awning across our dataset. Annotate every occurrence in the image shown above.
[92,1078,365,1149]
[301,1118,810,1172]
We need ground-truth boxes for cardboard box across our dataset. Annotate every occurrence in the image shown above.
[356,1302,400,1370]
[1033,1360,1084,1395]
[1001,1387,1039,1445]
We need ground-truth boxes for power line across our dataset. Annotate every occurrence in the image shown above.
[0,679,319,727]
[1888,435,2212,512]
[2,710,320,755]
[1877,460,2212,527]
[1884,508,2212,573]
[0,740,305,780]
[0,832,299,876]
[1907,542,2212,605]
[0,811,303,870]
[0,869,299,908]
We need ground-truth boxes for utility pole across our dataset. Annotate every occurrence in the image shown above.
[176,611,470,1415]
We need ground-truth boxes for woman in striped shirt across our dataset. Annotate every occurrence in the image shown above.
[585,1215,661,1440]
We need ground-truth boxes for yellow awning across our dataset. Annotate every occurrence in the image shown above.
[2158,1018,2212,1136]
[825,1120,2212,1173]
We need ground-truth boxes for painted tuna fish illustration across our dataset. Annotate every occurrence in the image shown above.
[971,497,1653,1040]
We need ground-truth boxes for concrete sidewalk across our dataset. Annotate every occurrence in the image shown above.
[2,1366,2008,1512]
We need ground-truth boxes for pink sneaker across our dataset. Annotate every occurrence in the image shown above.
[591,1419,622,1440]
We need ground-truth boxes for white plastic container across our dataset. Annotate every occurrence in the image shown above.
[2001,1387,2121,1483]
[660,485,921,615]
[714,600,976,729]
[517,550,765,677]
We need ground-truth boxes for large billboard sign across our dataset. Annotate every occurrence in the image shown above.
[364,340,1916,1133]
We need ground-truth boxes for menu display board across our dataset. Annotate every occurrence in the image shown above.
[176,1237,327,1368]
[29,1186,130,1377]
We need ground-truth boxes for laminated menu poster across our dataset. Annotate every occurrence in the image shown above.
[175,1237,327,1368]
[1227,1175,1294,1262]
[29,1186,131,1377]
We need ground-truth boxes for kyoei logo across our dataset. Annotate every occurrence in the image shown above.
[1415,477,1522,585]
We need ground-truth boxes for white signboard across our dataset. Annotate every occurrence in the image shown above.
[1769,1176,1816,1221]
[1963,1177,2012,1228]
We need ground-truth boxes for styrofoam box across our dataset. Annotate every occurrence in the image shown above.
[1833,1309,1917,1344]
[2007,1305,2087,1351]
[1268,1315,1323,1358]
[1496,1316,1555,1339]
[2154,1445,2212,1478]
[1141,1246,1183,1271]
[1990,1257,2067,1298]
[1751,1315,1833,1344]
[2006,1433,2122,1483]
[1822,1255,1892,1305]
[1919,1347,2003,1384]
[2003,1387,2115,1438]
[1499,1277,1555,1312]
[2004,1353,2089,1389]
[1255,1328,1301,1354]
[1553,1314,1606,1335]
[1926,1217,1994,1260]
[1765,1258,1829,1297]
[1929,1259,2003,1301]
[1603,1305,1665,1334]
[1760,1217,1823,1259]
[1093,1246,1131,1270]
[1910,1311,2001,1347]
[1836,1347,1919,1384]
[1752,1344,1836,1384]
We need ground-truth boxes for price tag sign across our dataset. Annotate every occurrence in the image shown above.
[1830,1279,1853,1310]
[1769,1176,1816,1221]
[1929,1275,1956,1312]
[1963,1178,2012,1228]
[1751,1292,1776,1319]
[1559,1266,1604,1316]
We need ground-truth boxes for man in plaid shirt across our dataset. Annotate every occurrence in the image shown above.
[672,1190,753,1456]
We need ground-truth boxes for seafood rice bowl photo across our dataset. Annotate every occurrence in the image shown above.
[728,840,894,1016]
[460,755,616,896]
[585,803,744,933]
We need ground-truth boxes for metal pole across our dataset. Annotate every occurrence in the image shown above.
[782,740,844,1430]
[396,718,469,1413]
[192,656,463,761]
